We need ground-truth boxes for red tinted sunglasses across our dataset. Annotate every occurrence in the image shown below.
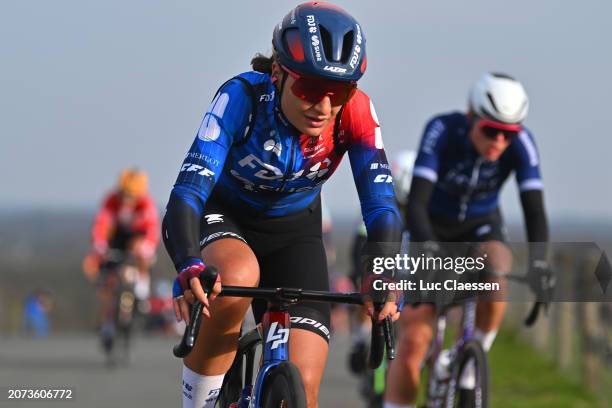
[477,119,522,141]
[281,65,357,106]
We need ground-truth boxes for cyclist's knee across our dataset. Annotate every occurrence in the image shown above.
[397,308,434,369]
[202,239,259,287]
[476,240,512,274]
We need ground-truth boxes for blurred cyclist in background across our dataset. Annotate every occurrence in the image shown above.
[162,3,402,406]
[384,73,553,408]
[83,168,160,342]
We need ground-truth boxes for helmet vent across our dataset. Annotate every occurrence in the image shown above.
[283,28,305,62]
[486,92,499,113]
[319,25,334,62]
[340,31,354,63]
[491,72,516,81]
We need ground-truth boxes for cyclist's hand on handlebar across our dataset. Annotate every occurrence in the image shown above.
[172,258,221,323]
[365,300,401,322]
[527,260,555,302]
[361,274,403,322]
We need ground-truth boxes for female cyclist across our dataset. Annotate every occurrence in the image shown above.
[162,3,401,407]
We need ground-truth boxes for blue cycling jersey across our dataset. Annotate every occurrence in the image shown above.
[413,112,543,220]
[170,71,400,238]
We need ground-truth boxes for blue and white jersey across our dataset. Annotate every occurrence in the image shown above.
[413,112,543,220]
[170,71,400,238]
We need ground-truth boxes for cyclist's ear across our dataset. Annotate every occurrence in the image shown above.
[271,62,282,84]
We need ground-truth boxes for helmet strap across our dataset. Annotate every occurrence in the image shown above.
[276,70,289,117]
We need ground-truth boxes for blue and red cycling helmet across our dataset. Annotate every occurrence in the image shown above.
[273,2,367,83]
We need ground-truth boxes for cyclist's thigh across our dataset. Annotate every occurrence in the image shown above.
[475,240,512,275]
[163,203,260,287]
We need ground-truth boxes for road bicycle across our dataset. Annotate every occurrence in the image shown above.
[173,267,396,407]
[99,250,139,366]
[423,275,543,408]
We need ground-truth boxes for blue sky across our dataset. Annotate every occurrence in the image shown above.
[2,0,611,221]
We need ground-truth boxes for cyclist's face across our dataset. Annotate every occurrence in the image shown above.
[469,118,513,161]
[273,64,343,137]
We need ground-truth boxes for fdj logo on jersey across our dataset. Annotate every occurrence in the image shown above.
[266,322,289,350]
[234,154,332,192]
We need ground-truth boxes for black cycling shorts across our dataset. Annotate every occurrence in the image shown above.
[163,195,331,343]
[430,210,507,243]
[108,225,143,251]
[406,210,508,308]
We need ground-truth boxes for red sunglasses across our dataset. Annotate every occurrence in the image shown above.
[477,119,522,141]
[280,65,357,106]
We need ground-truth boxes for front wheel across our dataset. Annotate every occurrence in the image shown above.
[261,362,307,408]
[446,340,489,408]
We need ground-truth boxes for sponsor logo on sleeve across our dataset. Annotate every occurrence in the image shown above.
[374,174,393,183]
[180,163,215,178]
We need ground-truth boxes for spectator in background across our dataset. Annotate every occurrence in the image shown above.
[22,289,53,337]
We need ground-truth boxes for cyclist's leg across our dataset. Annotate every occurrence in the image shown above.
[290,329,328,408]
[163,202,259,407]
[177,238,259,407]
[454,239,511,394]
[384,304,436,406]
[474,239,511,335]
[129,236,156,301]
[458,212,511,347]
[185,238,259,374]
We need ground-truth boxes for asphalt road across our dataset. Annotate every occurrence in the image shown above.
[0,333,364,408]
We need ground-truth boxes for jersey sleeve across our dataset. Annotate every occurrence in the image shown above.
[412,116,449,183]
[345,91,401,242]
[171,78,253,216]
[512,129,543,192]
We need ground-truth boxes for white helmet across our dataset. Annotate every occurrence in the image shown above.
[391,150,416,205]
[469,72,529,124]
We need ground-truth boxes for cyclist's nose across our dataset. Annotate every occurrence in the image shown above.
[312,95,332,116]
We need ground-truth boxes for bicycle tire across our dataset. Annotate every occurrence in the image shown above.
[260,362,307,408]
[445,340,489,408]
[217,328,262,407]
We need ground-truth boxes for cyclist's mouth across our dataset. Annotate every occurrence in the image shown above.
[304,115,327,128]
